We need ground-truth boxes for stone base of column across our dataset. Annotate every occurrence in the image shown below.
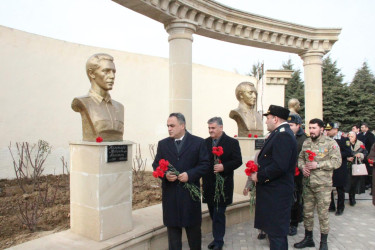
[233,138,262,194]
[69,141,133,241]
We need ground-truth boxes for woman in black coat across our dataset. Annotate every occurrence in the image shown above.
[345,131,368,206]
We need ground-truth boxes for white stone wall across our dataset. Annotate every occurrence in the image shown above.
[0,25,266,178]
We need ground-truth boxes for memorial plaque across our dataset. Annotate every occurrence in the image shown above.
[107,145,128,162]
[255,139,265,150]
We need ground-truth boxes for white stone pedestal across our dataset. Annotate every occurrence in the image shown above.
[233,138,262,194]
[69,141,133,241]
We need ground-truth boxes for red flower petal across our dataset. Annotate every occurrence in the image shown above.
[248,133,252,138]
[96,137,103,143]
[254,135,258,138]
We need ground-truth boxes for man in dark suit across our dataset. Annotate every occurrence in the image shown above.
[202,117,242,250]
[152,113,209,250]
[250,105,297,250]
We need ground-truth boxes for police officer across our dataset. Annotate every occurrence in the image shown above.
[251,105,297,250]
[325,122,351,216]
[294,119,341,250]
[287,113,308,236]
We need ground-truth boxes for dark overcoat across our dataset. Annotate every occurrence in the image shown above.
[152,132,210,227]
[255,123,297,237]
[332,137,351,187]
[202,132,243,206]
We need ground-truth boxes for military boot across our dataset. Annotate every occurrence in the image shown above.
[294,229,315,248]
[320,233,328,250]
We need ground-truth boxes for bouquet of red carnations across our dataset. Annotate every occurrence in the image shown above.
[245,160,258,212]
[212,146,225,208]
[153,159,201,201]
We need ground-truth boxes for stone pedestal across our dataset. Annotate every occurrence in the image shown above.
[233,138,261,194]
[69,141,133,241]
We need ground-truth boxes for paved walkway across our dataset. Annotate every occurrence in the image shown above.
[184,192,375,250]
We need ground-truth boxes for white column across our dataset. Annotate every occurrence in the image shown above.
[165,20,197,131]
[300,50,325,124]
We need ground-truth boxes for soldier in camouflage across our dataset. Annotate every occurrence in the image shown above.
[294,119,341,250]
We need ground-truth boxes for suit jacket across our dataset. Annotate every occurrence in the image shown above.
[152,132,210,227]
[202,132,243,206]
[254,123,297,237]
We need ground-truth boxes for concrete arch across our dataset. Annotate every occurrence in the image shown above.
[114,0,342,126]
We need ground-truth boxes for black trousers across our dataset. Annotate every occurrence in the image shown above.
[207,204,227,248]
[268,235,288,250]
[167,224,201,250]
[330,186,345,210]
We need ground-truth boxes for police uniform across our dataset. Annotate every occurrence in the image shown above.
[255,105,297,250]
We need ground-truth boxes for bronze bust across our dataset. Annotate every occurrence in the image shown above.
[288,98,301,114]
[72,53,124,141]
[229,82,263,137]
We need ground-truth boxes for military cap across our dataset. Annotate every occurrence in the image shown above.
[287,113,302,124]
[263,105,290,120]
[325,122,339,130]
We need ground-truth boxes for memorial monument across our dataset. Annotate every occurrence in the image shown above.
[70,53,132,241]
[72,53,124,141]
[229,82,263,137]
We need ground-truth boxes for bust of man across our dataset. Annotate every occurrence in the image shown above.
[72,53,124,142]
[288,98,300,114]
[229,82,263,137]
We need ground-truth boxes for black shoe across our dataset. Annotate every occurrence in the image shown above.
[328,207,336,212]
[320,233,328,250]
[335,209,343,216]
[208,241,215,249]
[288,226,297,236]
[349,199,356,206]
[257,231,266,240]
[294,230,315,248]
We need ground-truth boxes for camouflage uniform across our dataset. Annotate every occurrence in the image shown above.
[298,135,342,234]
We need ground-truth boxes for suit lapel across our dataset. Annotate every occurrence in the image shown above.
[167,137,178,156]
[179,132,193,156]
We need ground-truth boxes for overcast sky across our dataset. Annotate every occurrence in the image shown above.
[0,0,374,83]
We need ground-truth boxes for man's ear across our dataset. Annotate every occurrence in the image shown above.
[88,69,95,79]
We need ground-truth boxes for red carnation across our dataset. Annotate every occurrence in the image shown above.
[234,135,238,137]
[360,145,365,149]
[152,171,159,178]
[254,135,258,138]
[248,133,252,138]
[306,150,316,162]
[245,160,258,176]
[295,167,300,176]
[245,167,252,176]
[159,159,169,172]
[212,146,224,157]
[96,136,103,143]
[368,159,374,164]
